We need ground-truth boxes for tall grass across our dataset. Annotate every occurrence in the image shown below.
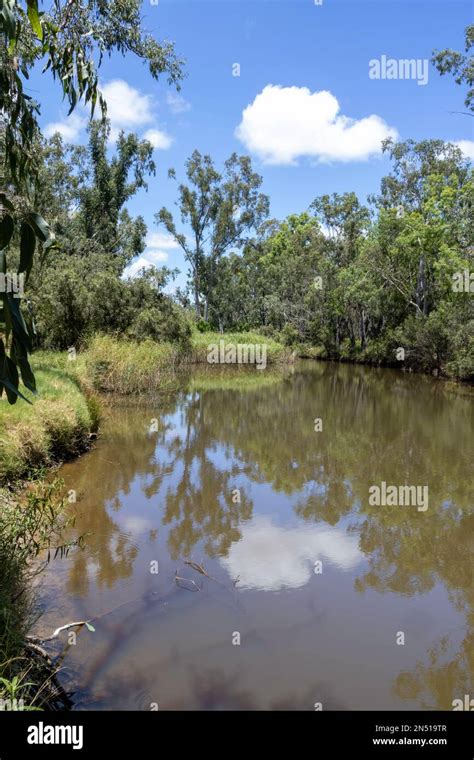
[84,334,182,394]
[186,331,292,364]
[84,331,293,394]
[0,481,72,709]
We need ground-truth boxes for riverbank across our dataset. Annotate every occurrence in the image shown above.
[0,355,103,709]
[294,340,473,382]
[0,357,100,485]
[0,331,290,485]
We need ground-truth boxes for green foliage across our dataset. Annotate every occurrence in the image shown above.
[18,127,192,352]
[0,0,184,403]
[195,318,213,333]
[432,25,474,112]
[0,0,183,187]
[198,140,473,380]
[128,303,192,349]
[156,150,269,318]
[0,203,54,404]
[281,324,300,347]
[0,478,78,707]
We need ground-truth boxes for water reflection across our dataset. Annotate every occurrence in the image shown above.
[220,516,362,591]
[37,362,473,710]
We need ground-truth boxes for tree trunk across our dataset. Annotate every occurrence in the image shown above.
[194,283,201,317]
[360,309,367,350]
[416,255,427,316]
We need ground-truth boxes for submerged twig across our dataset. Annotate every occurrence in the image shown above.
[183,558,234,592]
[174,565,202,592]
[183,559,226,587]
[174,575,201,592]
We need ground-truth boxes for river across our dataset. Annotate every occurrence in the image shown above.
[34,361,473,710]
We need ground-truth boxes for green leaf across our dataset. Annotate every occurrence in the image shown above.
[5,294,32,351]
[1,295,12,344]
[85,622,95,632]
[11,336,36,394]
[0,215,14,249]
[0,353,21,405]
[19,221,36,282]
[26,0,43,41]
[0,338,33,403]
[1,2,16,41]
[2,375,32,405]
[25,212,50,244]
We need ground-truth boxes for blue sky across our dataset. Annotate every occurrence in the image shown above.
[32,0,473,287]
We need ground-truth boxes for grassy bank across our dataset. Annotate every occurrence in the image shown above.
[0,331,291,482]
[0,357,100,485]
[84,331,292,394]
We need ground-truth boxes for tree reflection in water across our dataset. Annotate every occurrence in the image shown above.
[48,362,473,709]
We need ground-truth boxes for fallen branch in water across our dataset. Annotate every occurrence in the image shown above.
[28,562,240,646]
[174,575,201,592]
[28,621,88,643]
[183,559,239,592]
[27,592,156,645]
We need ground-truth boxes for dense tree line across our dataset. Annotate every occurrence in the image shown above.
[17,130,473,381]
[169,139,473,379]
[24,123,191,350]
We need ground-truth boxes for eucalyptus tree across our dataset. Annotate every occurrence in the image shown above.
[368,138,471,318]
[156,150,269,318]
[432,24,474,113]
[0,0,183,401]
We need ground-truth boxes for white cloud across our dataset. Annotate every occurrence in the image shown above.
[454,140,474,160]
[123,231,179,279]
[123,250,169,280]
[44,80,174,150]
[101,80,153,128]
[121,516,153,534]
[123,257,152,279]
[220,516,363,591]
[236,85,398,165]
[166,92,191,114]
[146,249,169,264]
[108,125,121,145]
[146,232,179,249]
[143,129,173,150]
[44,112,86,141]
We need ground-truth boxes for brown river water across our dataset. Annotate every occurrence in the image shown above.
[34,361,473,710]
